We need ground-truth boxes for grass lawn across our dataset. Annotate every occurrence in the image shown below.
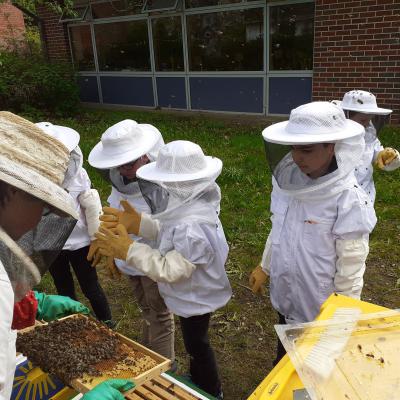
[32,107,400,399]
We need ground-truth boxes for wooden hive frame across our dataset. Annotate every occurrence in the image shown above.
[125,376,206,400]
[18,314,171,396]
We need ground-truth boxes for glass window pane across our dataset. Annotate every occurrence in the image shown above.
[187,8,263,71]
[269,2,315,71]
[61,6,88,22]
[143,0,178,12]
[152,16,184,71]
[69,25,95,71]
[94,20,151,71]
[91,0,143,19]
[185,0,240,8]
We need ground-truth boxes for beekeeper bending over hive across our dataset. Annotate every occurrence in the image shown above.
[0,112,134,400]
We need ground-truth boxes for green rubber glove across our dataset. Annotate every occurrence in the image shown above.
[82,379,135,400]
[34,291,90,322]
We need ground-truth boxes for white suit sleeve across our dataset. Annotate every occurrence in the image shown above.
[334,237,369,299]
[382,149,400,171]
[260,233,272,275]
[372,137,384,163]
[126,242,196,283]
[138,213,160,241]
[78,189,102,239]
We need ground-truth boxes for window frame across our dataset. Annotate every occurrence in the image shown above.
[67,0,315,116]
[60,5,89,23]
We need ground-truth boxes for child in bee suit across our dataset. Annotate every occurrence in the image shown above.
[91,140,232,399]
[249,102,377,364]
[339,90,400,203]
[0,112,133,400]
[35,122,113,326]
[87,120,175,362]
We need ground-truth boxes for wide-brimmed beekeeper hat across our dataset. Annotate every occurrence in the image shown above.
[88,119,162,169]
[340,90,392,115]
[262,101,364,145]
[35,122,80,152]
[0,112,78,219]
[137,140,222,183]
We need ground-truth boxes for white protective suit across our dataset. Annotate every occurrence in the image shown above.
[63,146,102,250]
[261,101,377,323]
[0,260,15,400]
[125,189,232,318]
[107,184,152,276]
[354,122,400,203]
[262,174,376,323]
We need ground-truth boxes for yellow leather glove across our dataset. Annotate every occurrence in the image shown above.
[249,265,268,295]
[375,147,397,169]
[87,240,121,279]
[94,224,134,261]
[100,200,141,235]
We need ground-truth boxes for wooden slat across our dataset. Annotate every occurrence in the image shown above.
[134,386,162,400]
[152,377,199,400]
[141,381,179,400]
[125,391,145,400]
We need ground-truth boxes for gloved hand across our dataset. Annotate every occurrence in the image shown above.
[12,290,38,329]
[249,265,268,295]
[375,147,398,169]
[95,224,134,261]
[87,240,121,279]
[100,200,141,235]
[34,291,90,322]
[82,379,135,400]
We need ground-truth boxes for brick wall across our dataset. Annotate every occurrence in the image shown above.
[313,0,400,123]
[0,2,25,50]
[37,5,71,62]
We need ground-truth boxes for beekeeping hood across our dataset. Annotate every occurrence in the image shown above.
[340,90,392,135]
[136,140,222,225]
[0,112,78,301]
[262,102,365,201]
[35,122,82,188]
[88,120,164,196]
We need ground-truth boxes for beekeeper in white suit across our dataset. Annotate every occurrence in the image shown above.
[91,140,231,399]
[87,120,174,361]
[0,112,83,399]
[35,122,114,326]
[249,102,377,364]
[0,112,134,400]
[340,90,400,203]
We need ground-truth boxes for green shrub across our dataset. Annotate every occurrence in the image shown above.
[0,51,80,116]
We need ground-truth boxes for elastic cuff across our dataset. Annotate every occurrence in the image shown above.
[139,214,160,240]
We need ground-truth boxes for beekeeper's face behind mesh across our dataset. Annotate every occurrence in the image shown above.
[0,112,78,300]
[117,155,150,181]
[0,183,46,241]
[291,143,335,179]
[136,140,222,219]
[262,102,365,197]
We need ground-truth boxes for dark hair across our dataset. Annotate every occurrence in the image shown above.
[0,181,11,208]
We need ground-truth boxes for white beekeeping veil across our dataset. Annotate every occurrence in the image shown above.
[88,120,165,196]
[0,112,78,300]
[339,90,392,135]
[262,102,365,200]
[136,140,222,225]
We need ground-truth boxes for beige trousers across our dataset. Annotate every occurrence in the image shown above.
[129,275,175,361]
